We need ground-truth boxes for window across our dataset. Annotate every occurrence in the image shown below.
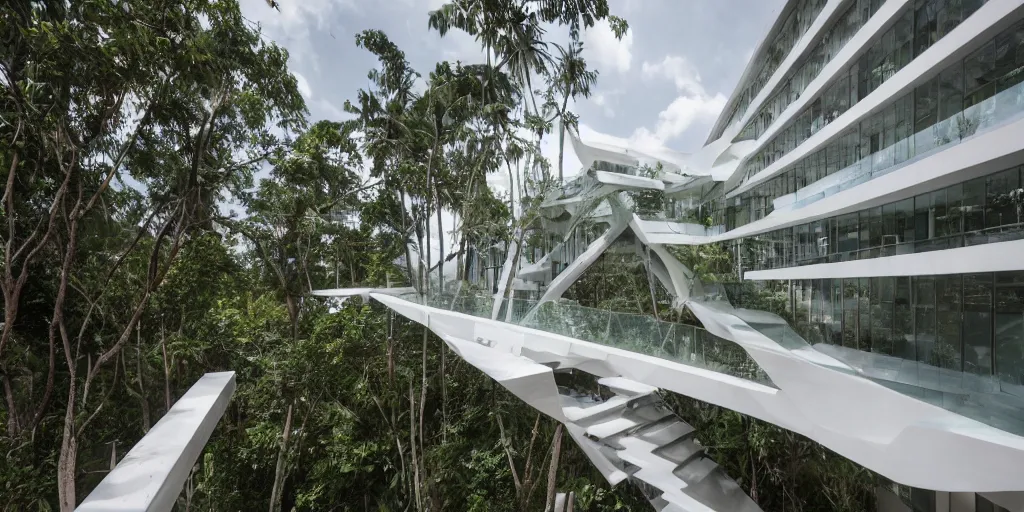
[895,277,914,359]
[977,493,1012,512]
[914,0,939,57]
[871,277,892,354]
[995,271,1024,397]
[909,487,935,512]
[915,276,937,363]
[844,279,859,349]
[985,169,1019,229]
[963,273,994,376]
[965,40,996,110]
[935,275,963,371]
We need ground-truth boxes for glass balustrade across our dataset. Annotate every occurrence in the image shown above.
[400,290,775,387]
[743,162,1024,273]
[727,17,1024,232]
[739,0,990,184]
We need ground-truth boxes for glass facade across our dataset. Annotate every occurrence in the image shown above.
[774,272,1024,423]
[738,0,989,185]
[710,0,829,141]
[737,0,884,142]
[723,17,1024,230]
[742,165,1024,272]
[977,494,1012,512]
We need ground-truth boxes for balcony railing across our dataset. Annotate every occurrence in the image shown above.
[77,372,236,512]
[403,290,775,387]
[782,80,1024,211]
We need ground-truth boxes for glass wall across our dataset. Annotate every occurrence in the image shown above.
[738,0,989,184]
[977,494,1012,512]
[788,270,1024,396]
[742,164,1024,272]
[724,16,1024,231]
[709,0,830,142]
[736,1,883,142]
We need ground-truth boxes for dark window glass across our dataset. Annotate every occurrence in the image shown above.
[995,271,1024,397]
[986,168,1019,229]
[915,276,936,363]
[895,276,914,359]
[935,275,963,371]
[965,40,997,109]
[873,276,895,355]
[964,273,994,376]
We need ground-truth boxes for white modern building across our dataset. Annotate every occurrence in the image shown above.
[331,1,1024,511]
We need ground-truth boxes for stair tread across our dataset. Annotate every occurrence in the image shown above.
[652,439,704,465]
[635,421,695,446]
[562,396,630,422]
[599,377,658,397]
[585,408,674,440]
[672,457,718,483]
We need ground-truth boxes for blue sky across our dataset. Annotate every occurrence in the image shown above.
[239,0,783,171]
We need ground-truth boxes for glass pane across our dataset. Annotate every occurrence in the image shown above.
[964,273,994,376]
[995,272,1024,397]
[935,275,963,371]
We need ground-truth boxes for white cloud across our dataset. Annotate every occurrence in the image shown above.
[630,54,729,147]
[584,20,632,74]
[293,71,312,99]
[589,89,623,118]
[239,0,351,74]
[641,55,706,97]
[646,93,727,142]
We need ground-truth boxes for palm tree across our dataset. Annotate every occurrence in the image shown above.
[545,38,598,181]
[345,29,423,289]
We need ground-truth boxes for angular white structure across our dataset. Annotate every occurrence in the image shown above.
[321,1,1024,510]
[77,372,236,512]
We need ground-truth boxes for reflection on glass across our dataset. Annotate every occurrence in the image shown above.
[730,16,1024,233]
[741,166,1024,272]
[739,0,988,182]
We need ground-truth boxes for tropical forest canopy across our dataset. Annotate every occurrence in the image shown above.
[0,0,875,510]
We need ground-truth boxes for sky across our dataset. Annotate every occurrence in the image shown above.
[235,0,784,266]
[238,0,782,169]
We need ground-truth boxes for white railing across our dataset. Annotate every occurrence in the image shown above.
[76,372,236,512]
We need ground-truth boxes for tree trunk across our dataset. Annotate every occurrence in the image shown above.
[543,424,564,512]
[57,382,78,512]
[284,294,299,340]
[268,403,293,512]
[136,325,150,432]
[558,117,566,182]
[417,326,428,505]
[425,140,440,296]
[397,188,417,290]
[161,319,171,411]
[409,382,422,512]
[436,194,445,294]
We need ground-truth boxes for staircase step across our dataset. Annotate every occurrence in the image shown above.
[607,469,631,487]
[648,496,672,512]
[653,438,705,467]
[681,474,763,512]
[635,420,695,447]
[599,377,658,397]
[673,457,719,484]
[585,409,672,442]
[658,488,719,512]
[563,396,630,423]
[630,467,685,496]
